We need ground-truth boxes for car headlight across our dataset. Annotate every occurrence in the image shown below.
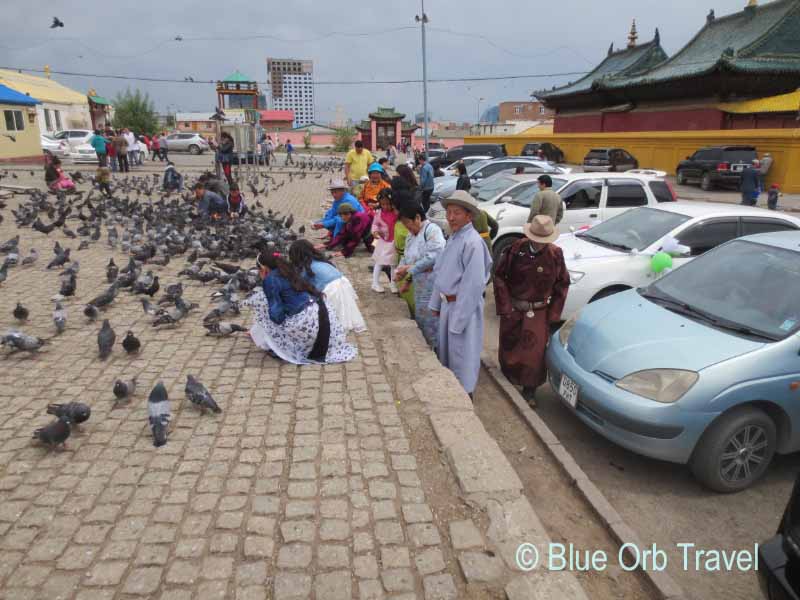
[558,313,579,347]
[568,270,585,284]
[615,369,698,403]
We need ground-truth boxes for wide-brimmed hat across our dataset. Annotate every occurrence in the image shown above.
[337,202,356,215]
[327,179,348,191]
[441,190,480,217]
[523,215,559,243]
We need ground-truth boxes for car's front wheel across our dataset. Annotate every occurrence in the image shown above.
[492,236,521,264]
[188,144,201,155]
[690,406,776,493]
[676,169,687,185]
[700,171,714,191]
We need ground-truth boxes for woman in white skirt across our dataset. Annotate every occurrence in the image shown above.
[289,240,367,333]
[245,252,357,365]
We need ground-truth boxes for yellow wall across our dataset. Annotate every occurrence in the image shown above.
[0,103,42,163]
[465,128,800,193]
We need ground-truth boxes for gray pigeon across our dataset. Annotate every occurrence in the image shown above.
[204,321,247,337]
[46,402,90,425]
[148,382,170,447]
[33,415,71,450]
[83,304,99,321]
[97,319,116,360]
[113,377,137,402]
[52,302,66,334]
[185,375,222,413]
[1,330,46,353]
[21,248,39,266]
[106,258,118,283]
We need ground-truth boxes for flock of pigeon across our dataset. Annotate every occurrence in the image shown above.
[0,160,343,450]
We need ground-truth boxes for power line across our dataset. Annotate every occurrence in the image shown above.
[0,65,591,86]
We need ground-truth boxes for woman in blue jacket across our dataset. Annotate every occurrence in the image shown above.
[246,252,357,364]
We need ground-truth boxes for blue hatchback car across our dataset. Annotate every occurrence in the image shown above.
[546,231,800,492]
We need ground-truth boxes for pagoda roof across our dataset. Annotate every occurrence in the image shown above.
[368,106,405,119]
[537,33,667,101]
[599,0,800,92]
[223,70,254,83]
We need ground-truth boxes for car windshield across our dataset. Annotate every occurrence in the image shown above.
[643,239,800,341]
[466,160,493,176]
[509,177,568,207]
[576,207,690,251]
[475,176,517,202]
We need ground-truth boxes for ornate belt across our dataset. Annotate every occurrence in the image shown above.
[440,293,457,303]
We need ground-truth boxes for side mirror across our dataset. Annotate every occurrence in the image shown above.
[497,196,512,204]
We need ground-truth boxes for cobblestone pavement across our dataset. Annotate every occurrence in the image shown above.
[0,169,584,599]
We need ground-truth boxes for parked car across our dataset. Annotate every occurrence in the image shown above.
[676,146,758,191]
[230,151,266,166]
[521,142,565,163]
[547,230,800,492]
[67,143,98,163]
[52,129,93,150]
[759,473,800,599]
[441,156,493,177]
[428,172,569,233]
[439,143,507,165]
[582,147,638,172]
[557,202,800,320]
[40,134,67,157]
[164,133,210,154]
[486,172,676,262]
[431,157,566,203]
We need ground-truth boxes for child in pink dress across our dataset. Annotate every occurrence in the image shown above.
[371,192,399,293]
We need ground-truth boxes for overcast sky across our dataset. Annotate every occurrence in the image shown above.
[0,0,745,124]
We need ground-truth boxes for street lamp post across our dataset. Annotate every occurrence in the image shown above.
[477,97,484,124]
[416,1,429,157]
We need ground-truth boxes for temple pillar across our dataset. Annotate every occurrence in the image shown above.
[370,120,377,152]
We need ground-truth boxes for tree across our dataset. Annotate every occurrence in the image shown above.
[333,126,356,152]
[112,88,158,135]
[303,131,312,149]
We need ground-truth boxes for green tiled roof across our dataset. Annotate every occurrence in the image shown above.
[600,0,800,90]
[223,70,253,83]
[537,34,667,100]
[89,95,111,105]
[369,106,405,119]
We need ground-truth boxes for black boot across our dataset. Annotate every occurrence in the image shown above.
[521,386,536,408]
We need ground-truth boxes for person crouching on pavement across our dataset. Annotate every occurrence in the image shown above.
[95,166,113,198]
[194,182,226,220]
[493,215,570,405]
[162,161,183,192]
[312,180,365,241]
[316,203,374,258]
[227,182,248,218]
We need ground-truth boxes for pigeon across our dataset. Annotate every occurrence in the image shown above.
[52,302,66,334]
[13,302,29,322]
[46,402,90,425]
[83,304,99,321]
[50,17,65,28]
[33,415,71,449]
[106,258,118,283]
[97,319,116,360]
[204,321,247,337]
[121,330,141,354]
[0,262,7,285]
[113,377,137,402]
[148,382,170,447]
[1,330,46,353]
[89,283,118,308]
[59,272,76,297]
[185,375,221,413]
[46,248,70,270]
[140,298,159,316]
[21,248,38,266]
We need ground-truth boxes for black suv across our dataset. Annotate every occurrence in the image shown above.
[521,142,564,163]
[439,143,506,164]
[582,148,639,172]
[676,146,757,191]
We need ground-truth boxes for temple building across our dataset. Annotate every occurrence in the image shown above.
[355,107,418,151]
[216,71,265,111]
[537,0,800,133]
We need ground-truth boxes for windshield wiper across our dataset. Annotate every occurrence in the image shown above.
[576,233,631,251]
[639,290,777,341]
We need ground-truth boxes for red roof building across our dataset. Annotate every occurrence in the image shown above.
[260,109,295,131]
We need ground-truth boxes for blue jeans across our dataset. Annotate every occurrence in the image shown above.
[110,155,118,172]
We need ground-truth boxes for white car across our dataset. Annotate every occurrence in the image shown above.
[67,143,98,163]
[485,172,678,260]
[440,155,492,177]
[40,134,67,157]
[52,129,93,149]
[558,202,800,321]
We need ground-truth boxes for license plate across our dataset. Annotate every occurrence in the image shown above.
[559,374,579,408]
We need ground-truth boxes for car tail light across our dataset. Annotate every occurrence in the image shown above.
[665,179,678,201]
[716,162,730,172]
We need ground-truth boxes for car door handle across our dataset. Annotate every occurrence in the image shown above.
[589,213,598,218]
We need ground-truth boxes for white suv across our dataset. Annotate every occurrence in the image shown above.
[485,172,677,261]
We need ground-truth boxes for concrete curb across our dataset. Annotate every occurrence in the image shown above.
[480,356,688,600]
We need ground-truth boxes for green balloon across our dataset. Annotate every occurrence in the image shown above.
[651,251,673,273]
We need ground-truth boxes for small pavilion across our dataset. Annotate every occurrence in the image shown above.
[216,70,260,110]
[355,107,418,151]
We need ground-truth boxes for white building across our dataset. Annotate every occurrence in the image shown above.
[267,58,315,127]
[0,68,91,135]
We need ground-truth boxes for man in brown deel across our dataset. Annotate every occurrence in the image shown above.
[527,174,563,225]
[493,215,570,405]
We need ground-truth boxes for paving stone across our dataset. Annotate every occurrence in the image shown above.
[353,531,375,554]
[416,547,446,575]
[423,574,459,600]
[458,551,505,583]
[354,554,379,579]
[166,560,201,585]
[273,572,311,600]
[320,499,349,519]
[318,544,350,568]
[381,546,411,568]
[277,543,312,569]
[236,561,268,586]
[284,501,315,519]
[505,571,589,600]
[449,520,484,550]
[281,520,315,543]
[381,568,415,593]
[375,521,405,545]
[123,567,163,595]
[402,503,433,524]
[372,500,397,521]
[358,579,385,600]
[408,523,442,547]
[368,481,397,500]
[202,556,235,579]
[320,519,350,541]
[85,561,128,586]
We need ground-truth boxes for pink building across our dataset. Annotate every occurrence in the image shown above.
[273,123,338,148]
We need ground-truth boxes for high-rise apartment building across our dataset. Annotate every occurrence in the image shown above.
[267,58,315,127]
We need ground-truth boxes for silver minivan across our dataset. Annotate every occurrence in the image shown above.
[164,133,210,154]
